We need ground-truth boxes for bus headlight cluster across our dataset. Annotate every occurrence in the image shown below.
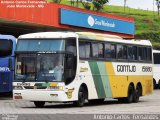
[13,86,23,90]
[47,86,63,91]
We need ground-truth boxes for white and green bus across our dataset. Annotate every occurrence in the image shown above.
[13,32,153,107]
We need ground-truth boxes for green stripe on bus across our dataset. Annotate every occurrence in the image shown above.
[89,62,106,98]
[97,62,112,97]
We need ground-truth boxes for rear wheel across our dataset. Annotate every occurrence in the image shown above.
[34,101,45,108]
[133,85,141,103]
[74,87,86,107]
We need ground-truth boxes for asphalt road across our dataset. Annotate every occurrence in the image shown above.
[0,90,160,120]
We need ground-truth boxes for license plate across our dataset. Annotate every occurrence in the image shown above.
[14,96,22,99]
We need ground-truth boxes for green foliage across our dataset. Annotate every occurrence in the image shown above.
[92,0,108,11]
[80,1,91,10]
[135,32,160,49]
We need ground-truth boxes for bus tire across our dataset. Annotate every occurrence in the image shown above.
[125,84,134,103]
[34,101,45,108]
[133,85,141,103]
[153,79,157,89]
[74,87,86,107]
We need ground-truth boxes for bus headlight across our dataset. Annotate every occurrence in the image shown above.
[13,86,23,90]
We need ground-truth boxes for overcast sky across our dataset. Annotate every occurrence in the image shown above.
[108,0,157,11]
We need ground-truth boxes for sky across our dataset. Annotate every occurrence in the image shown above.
[108,0,157,11]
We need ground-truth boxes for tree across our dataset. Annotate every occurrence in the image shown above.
[92,0,108,11]
[156,0,160,15]
[80,0,91,10]
[76,0,80,7]
[70,0,75,6]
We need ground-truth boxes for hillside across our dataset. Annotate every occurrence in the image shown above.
[104,5,160,49]
[48,0,160,48]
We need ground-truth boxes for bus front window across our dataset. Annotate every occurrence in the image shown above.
[15,54,64,82]
[37,54,64,82]
[15,54,36,81]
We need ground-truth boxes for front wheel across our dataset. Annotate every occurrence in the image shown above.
[73,87,86,107]
[34,101,45,108]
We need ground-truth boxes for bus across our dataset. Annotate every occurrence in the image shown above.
[0,34,16,93]
[13,32,153,107]
[153,50,160,89]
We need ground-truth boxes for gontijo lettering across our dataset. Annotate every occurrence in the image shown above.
[117,65,136,72]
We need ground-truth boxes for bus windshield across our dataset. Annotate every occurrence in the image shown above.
[0,39,13,57]
[15,53,64,82]
[16,39,65,51]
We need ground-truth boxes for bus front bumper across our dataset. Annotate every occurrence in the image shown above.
[13,90,72,102]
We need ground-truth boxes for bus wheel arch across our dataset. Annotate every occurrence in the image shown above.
[74,83,88,107]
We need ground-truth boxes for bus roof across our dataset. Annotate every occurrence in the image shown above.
[18,32,77,39]
[18,32,152,46]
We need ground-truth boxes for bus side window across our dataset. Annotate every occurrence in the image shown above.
[102,43,116,59]
[143,47,147,60]
[79,41,91,59]
[147,48,152,61]
[128,46,133,60]
[154,53,160,64]
[123,45,127,59]
[92,42,104,58]
[133,46,138,60]
[79,42,86,58]
[105,43,111,58]
[110,44,116,59]
[138,47,143,61]
[117,44,123,59]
